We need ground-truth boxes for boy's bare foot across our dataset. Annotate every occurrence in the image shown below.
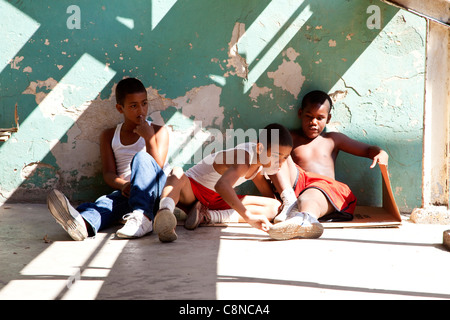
[154,208,178,242]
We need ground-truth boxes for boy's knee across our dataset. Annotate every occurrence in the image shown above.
[268,199,282,218]
[272,199,282,211]
[169,166,185,179]
[297,196,321,209]
[171,166,184,176]
[298,188,325,202]
[297,189,333,215]
[132,151,152,165]
[131,152,161,175]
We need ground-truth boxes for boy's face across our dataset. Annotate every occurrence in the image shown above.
[116,91,149,124]
[259,144,292,175]
[298,101,331,139]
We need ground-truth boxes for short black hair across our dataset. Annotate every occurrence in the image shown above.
[115,78,146,105]
[258,123,293,149]
[301,90,333,112]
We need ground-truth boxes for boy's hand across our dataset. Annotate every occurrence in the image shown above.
[370,150,389,169]
[133,119,155,140]
[121,182,131,198]
[245,212,272,232]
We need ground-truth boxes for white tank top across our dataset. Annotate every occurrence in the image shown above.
[111,121,170,181]
[185,142,262,191]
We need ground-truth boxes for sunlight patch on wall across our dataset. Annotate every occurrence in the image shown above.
[27,53,117,121]
[0,0,40,73]
[115,16,135,30]
[235,0,312,93]
[0,53,116,197]
[152,0,178,30]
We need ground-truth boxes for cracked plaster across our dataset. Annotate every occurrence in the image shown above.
[0,1,427,211]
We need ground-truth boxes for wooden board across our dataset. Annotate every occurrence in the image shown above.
[323,164,402,228]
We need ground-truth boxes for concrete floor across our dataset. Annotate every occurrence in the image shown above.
[1,203,450,300]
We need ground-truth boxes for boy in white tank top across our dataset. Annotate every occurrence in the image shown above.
[154,123,293,243]
[46,78,170,240]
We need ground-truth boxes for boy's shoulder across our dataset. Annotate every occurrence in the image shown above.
[290,129,346,142]
[102,125,118,136]
[100,125,118,144]
[322,131,348,141]
[151,122,166,132]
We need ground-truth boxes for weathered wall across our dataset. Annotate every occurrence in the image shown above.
[0,0,425,212]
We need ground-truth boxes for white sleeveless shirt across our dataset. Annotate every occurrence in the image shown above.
[111,121,170,181]
[185,142,262,191]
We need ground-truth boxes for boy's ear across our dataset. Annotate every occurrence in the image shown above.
[297,108,302,119]
[256,142,265,155]
[116,104,124,114]
[327,113,332,124]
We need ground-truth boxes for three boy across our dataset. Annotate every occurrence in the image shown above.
[47,78,388,243]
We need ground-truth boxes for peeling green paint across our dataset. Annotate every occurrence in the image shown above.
[0,0,425,212]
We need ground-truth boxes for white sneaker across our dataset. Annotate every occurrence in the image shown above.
[274,201,297,224]
[116,210,153,238]
[268,209,324,240]
[47,189,88,241]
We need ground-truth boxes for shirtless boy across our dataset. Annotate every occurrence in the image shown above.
[268,90,388,240]
[153,123,293,243]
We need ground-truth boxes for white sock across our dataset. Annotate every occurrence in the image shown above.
[208,209,240,223]
[159,197,175,213]
[275,188,298,222]
[289,211,320,224]
[280,188,297,206]
[304,212,320,224]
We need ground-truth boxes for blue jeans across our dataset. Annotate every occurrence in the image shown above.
[77,151,167,235]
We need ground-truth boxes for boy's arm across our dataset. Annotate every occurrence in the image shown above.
[100,128,130,195]
[133,121,169,169]
[214,163,272,232]
[252,173,276,198]
[331,132,389,168]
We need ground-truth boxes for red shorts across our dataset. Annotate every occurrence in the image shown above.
[293,165,356,216]
[188,177,245,210]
